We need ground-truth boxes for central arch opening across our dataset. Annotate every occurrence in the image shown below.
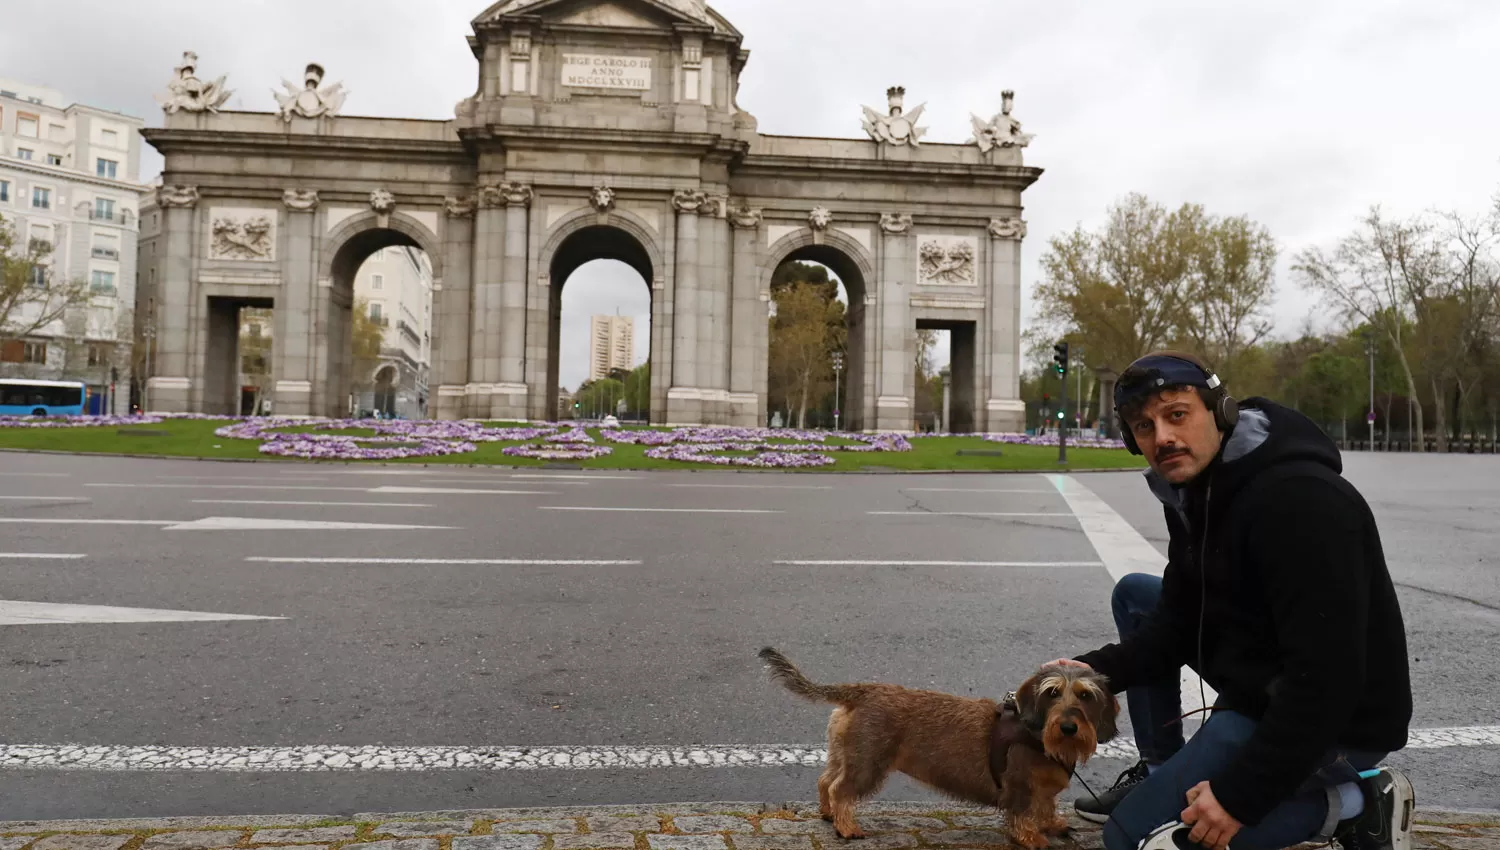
[549,225,654,423]
[329,231,433,419]
[766,245,867,430]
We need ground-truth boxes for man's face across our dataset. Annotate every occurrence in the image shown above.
[1125,388,1224,484]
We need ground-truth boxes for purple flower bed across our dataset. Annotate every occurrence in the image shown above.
[544,427,595,444]
[985,432,1128,450]
[259,436,478,461]
[0,414,166,428]
[644,444,836,468]
[604,425,911,466]
[502,443,614,460]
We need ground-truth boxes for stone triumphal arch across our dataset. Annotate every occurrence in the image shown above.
[138,0,1041,431]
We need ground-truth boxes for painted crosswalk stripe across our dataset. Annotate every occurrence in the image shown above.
[4,727,1496,771]
[193,500,432,508]
[1048,474,1218,714]
[539,507,782,514]
[246,557,641,566]
[0,601,283,626]
[774,560,1104,568]
[0,553,87,560]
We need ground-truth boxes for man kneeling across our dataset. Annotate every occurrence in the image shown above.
[1054,352,1414,850]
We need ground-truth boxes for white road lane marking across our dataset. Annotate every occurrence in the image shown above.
[246,557,641,566]
[371,487,556,496]
[0,518,176,526]
[165,517,456,531]
[668,484,834,490]
[509,474,644,481]
[865,511,1076,518]
[3,727,1495,771]
[774,560,1104,568]
[902,488,1053,493]
[539,507,782,514]
[1047,474,1218,714]
[0,496,89,501]
[0,553,87,560]
[88,483,371,492]
[0,601,283,626]
[0,472,69,478]
[193,500,432,508]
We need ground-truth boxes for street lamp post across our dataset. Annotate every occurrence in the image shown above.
[1364,330,1376,451]
[831,351,845,431]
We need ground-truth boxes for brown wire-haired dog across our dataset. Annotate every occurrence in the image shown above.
[759,648,1118,849]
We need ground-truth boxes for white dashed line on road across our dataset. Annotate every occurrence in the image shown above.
[0,518,177,526]
[539,507,783,514]
[774,560,1104,568]
[0,496,89,501]
[0,601,283,626]
[5,727,1497,771]
[901,488,1054,493]
[193,500,434,508]
[165,517,456,531]
[246,557,642,566]
[370,486,557,496]
[0,553,87,560]
[87,483,372,492]
[668,484,835,490]
[865,511,1076,518]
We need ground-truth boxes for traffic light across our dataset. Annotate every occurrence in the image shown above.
[1053,341,1070,376]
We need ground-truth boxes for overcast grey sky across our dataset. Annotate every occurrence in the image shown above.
[7,0,1499,389]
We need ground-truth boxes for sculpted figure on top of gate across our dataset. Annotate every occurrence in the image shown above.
[862,86,927,147]
[970,90,1036,152]
[157,51,234,114]
[274,63,349,122]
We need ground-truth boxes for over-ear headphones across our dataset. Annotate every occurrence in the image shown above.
[1115,352,1239,456]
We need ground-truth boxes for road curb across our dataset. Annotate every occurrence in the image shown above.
[1,801,1494,836]
[0,447,1144,476]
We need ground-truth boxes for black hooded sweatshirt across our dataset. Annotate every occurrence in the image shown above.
[1076,398,1412,827]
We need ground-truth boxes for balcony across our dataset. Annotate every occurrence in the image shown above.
[91,246,120,260]
[89,284,118,297]
[397,319,421,345]
[76,202,136,226]
[27,239,53,256]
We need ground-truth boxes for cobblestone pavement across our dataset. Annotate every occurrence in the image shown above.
[1,803,1495,850]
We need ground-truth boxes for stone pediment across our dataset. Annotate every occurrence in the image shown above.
[475,0,737,34]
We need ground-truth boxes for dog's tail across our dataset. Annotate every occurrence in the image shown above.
[759,647,865,706]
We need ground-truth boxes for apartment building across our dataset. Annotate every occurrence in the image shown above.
[588,314,635,383]
[353,246,433,418]
[0,77,147,413]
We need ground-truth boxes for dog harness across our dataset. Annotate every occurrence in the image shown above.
[988,691,1046,787]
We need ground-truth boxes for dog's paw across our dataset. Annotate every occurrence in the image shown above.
[835,830,866,841]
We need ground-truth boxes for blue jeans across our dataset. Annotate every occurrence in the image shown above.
[1104,574,1385,850]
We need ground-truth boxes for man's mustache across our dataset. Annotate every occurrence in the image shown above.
[1156,446,1190,461]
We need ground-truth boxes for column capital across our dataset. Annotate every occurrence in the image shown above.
[157,184,199,208]
[500,182,533,207]
[444,196,477,218]
[728,203,762,229]
[698,193,729,218]
[988,216,1027,240]
[282,189,320,212]
[672,189,707,214]
[879,213,913,234]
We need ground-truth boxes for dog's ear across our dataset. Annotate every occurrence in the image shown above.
[1088,675,1120,744]
[1014,672,1050,732]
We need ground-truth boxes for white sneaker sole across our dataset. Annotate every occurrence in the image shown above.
[1386,768,1415,850]
[1074,806,1110,825]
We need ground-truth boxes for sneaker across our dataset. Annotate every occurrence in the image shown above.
[1075,759,1152,824]
[1137,822,1198,849]
[1335,767,1415,850]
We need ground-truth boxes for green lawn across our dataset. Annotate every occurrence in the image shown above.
[0,419,1147,473]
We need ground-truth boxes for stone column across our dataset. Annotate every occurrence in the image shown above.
[494,181,532,420]
[436,195,475,420]
[727,202,763,427]
[148,184,199,412]
[469,184,506,418]
[697,193,729,423]
[273,189,319,416]
[875,213,914,431]
[986,216,1027,433]
[668,189,704,425]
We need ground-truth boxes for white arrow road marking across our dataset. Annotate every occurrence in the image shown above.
[164,517,457,531]
[0,601,283,626]
[1047,474,1219,714]
[2,728,1495,771]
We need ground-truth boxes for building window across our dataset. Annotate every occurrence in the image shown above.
[369,302,383,323]
[101,129,119,147]
[46,153,64,166]
[17,113,38,138]
[92,233,120,259]
[95,197,115,221]
[17,148,33,161]
[28,266,47,288]
[91,270,116,295]
[87,343,110,367]
[23,341,47,364]
[96,159,117,179]
[0,180,9,203]
[371,273,384,290]
[31,187,50,209]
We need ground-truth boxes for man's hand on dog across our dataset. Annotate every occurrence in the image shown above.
[1182,782,1242,850]
[1043,659,1092,671]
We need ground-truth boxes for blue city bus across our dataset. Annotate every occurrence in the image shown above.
[0,379,87,416]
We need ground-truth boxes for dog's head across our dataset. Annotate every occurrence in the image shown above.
[1015,664,1119,769]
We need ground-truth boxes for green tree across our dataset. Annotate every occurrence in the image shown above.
[620,363,651,420]
[350,297,385,395]
[1,213,89,344]
[768,262,846,427]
